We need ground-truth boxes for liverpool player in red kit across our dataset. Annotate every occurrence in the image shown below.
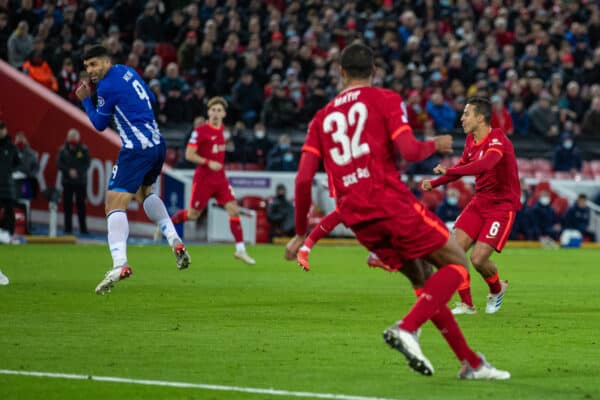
[168,97,255,265]
[423,97,520,314]
[290,43,510,379]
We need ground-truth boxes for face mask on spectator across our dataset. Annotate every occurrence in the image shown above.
[520,195,526,204]
[563,140,573,149]
[447,196,458,206]
[364,30,375,40]
[283,152,294,162]
[280,143,290,151]
[255,130,265,139]
[223,130,231,140]
[539,196,551,206]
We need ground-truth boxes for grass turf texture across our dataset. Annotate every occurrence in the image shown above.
[0,244,598,400]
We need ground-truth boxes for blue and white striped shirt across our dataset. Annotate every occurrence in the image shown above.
[82,64,163,151]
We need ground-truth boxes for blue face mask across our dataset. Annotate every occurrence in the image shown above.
[283,152,294,162]
[447,196,458,206]
[563,140,573,149]
[364,30,375,40]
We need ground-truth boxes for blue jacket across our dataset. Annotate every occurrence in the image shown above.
[563,205,591,234]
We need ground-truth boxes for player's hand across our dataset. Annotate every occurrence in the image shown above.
[207,160,223,171]
[433,164,447,175]
[285,234,305,260]
[433,135,453,154]
[75,80,91,100]
[421,180,433,191]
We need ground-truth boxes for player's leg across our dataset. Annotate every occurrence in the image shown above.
[451,202,482,314]
[75,184,88,233]
[139,185,191,270]
[224,199,256,264]
[472,211,514,313]
[63,183,74,233]
[296,209,341,271]
[95,190,134,295]
[169,179,207,224]
[0,269,9,285]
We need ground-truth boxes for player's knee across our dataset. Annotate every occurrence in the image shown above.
[469,252,486,269]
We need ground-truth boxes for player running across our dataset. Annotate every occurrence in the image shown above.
[289,43,510,379]
[166,97,255,265]
[76,45,190,295]
[422,97,520,315]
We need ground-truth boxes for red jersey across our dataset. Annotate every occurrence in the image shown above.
[187,123,226,177]
[452,128,520,210]
[303,86,417,226]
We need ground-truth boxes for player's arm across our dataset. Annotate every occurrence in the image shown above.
[444,149,503,176]
[185,144,207,165]
[392,127,452,162]
[294,150,320,236]
[79,83,113,131]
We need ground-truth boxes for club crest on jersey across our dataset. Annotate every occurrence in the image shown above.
[97,96,105,107]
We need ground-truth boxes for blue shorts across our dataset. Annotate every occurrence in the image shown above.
[108,142,166,193]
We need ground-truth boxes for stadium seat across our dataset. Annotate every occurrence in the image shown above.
[255,211,271,243]
[241,196,267,212]
[551,196,570,217]
[154,42,178,66]
[531,158,552,172]
[243,163,263,171]
[553,171,573,180]
[225,162,244,171]
[165,147,179,166]
[421,189,443,211]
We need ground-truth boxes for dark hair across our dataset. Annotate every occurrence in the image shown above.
[340,42,374,79]
[466,96,492,124]
[82,45,110,61]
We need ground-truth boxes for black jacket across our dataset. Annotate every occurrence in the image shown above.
[0,135,20,200]
[57,143,91,185]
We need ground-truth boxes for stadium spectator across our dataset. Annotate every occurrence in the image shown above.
[490,95,513,135]
[563,194,595,242]
[57,129,90,235]
[22,50,58,92]
[581,96,600,136]
[510,189,536,241]
[0,11,10,61]
[267,183,294,238]
[552,132,582,173]
[558,81,586,125]
[266,134,297,172]
[168,96,255,265]
[528,91,560,137]
[424,97,520,316]
[426,91,457,133]
[7,20,33,68]
[231,68,264,127]
[177,30,199,77]
[135,2,162,45]
[436,188,462,228]
[509,98,529,136]
[531,190,562,241]
[57,57,79,104]
[0,120,19,237]
[289,43,509,380]
[261,81,299,129]
[184,80,208,122]
[13,131,38,200]
[160,62,190,123]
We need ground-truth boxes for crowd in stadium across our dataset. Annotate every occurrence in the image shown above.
[1,0,599,242]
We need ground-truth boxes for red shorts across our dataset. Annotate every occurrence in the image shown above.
[454,198,516,252]
[351,202,449,271]
[190,174,236,211]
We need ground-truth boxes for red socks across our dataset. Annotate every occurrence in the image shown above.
[171,209,188,224]
[485,272,502,294]
[457,274,474,307]
[400,264,467,332]
[306,210,342,248]
[229,216,243,243]
[430,305,482,369]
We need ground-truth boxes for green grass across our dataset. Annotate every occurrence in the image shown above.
[0,244,599,400]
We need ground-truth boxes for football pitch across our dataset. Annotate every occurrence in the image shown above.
[0,244,598,400]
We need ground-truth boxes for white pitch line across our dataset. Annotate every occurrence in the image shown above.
[0,369,400,400]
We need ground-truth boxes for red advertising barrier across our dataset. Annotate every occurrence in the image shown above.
[0,59,156,234]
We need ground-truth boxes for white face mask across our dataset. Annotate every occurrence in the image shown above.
[539,196,551,206]
[223,130,231,140]
[447,196,458,206]
[255,130,265,139]
[563,140,573,149]
[520,195,526,204]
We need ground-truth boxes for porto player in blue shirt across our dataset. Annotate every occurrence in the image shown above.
[76,45,191,295]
